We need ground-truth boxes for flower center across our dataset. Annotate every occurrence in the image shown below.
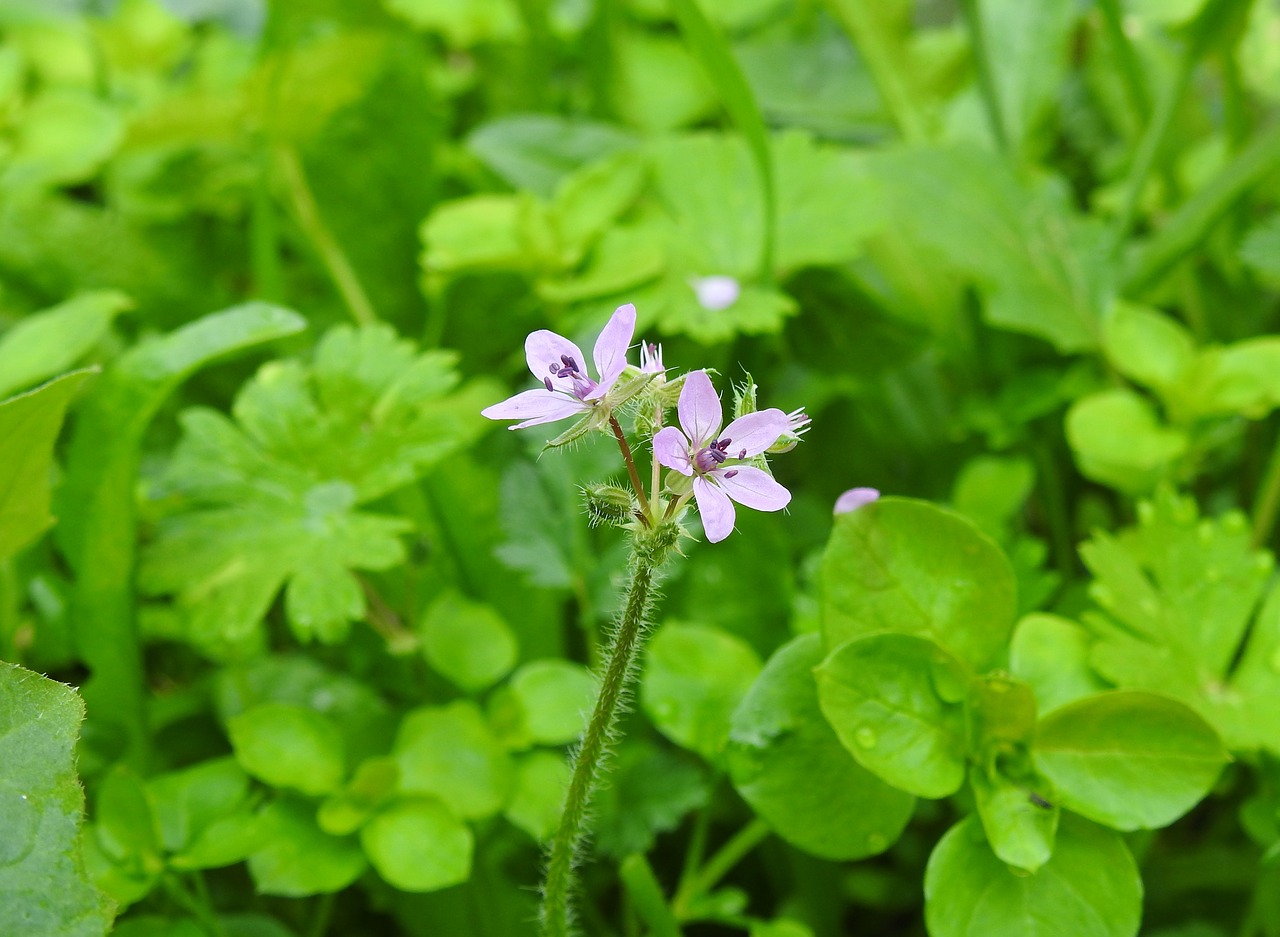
[693,437,746,474]
[545,355,598,400]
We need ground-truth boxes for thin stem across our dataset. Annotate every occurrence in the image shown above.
[610,415,652,522]
[650,405,664,513]
[542,548,665,937]
[675,818,771,916]
[1096,0,1150,121]
[276,146,378,326]
[824,0,929,143]
[957,0,1008,155]
[306,891,336,937]
[1251,426,1280,548]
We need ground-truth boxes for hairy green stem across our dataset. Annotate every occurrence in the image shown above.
[542,544,668,936]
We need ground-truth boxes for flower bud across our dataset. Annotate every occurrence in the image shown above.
[582,484,637,528]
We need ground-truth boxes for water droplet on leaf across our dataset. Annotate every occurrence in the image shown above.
[854,726,877,749]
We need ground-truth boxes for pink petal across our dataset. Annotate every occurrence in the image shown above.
[526,329,588,393]
[693,476,736,543]
[720,409,793,457]
[834,487,880,514]
[678,370,723,447]
[592,303,636,392]
[481,388,587,429]
[715,466,791,512]
[653,426,693,476]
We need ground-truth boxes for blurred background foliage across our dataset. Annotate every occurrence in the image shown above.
[2,0,1280,934]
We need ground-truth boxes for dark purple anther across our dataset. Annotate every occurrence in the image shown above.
[738,448,747,459]
[544,377,554,392]
[724,470,738,478]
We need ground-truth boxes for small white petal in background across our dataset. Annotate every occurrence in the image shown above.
[689,275,741,311]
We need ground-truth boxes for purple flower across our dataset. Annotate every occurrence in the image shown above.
[482,304,636,430]
[639,341,665,374]
[834,488,880,514]
[653,370,792,543]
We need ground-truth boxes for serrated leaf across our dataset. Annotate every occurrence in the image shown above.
[0,662,113,937]
[139,324,489,647]
[728,635,914,861]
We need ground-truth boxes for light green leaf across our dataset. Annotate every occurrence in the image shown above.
[0,663,113,937]
[728,634,914,860]
[3,89,123,188]
[820,497,1017,671]
[0,369,94,560]
[551,151,647,265]
[0,292,127,399]
[228,703,346,797]
[139,324,490,647]
[815,634,969,799]
[641,622,762,762]
[247,798,366,897]
[1010,614,1109,715]
[317,758,399,837]
[1185,338,1280,420]
[393,701,513,820]
[360,799,473,893]
[970,765,1058,873]
[924,814,1141,937]
[951,454,1036,537]
[505,659,599,747]
[382,0,523,46]
[419,591,518,693]
[611,29,716,132]
[1033,691,1228,831]
[467,115,637,199]
[420,194,532,277]
[1101,302,1196,396]
[504,751,570,842]
[1065,389,1187,493]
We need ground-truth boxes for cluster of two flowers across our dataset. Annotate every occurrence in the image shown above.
[482,303,877,542]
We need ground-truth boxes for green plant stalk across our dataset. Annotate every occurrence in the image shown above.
[673,817,771,917]
[957,0,1008,155]
[1251,427,1280,548]
[541,542,668,937]
[824,0,928,144]
[1096,0,1150,121]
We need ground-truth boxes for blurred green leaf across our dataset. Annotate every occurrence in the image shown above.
[504,751,569,842]
[228,703,347,797]
[593,740,709,859]
[0,368,93,560]
[1065,389,1187,493]
[502,659,599,747]
[419,591,518,693]
[393,701,513,820]
[0,663,112,937]
[360,799,473,893]
[0,292,126,399]
[247,798,367,898]
[467,115,637,198]
[1010,614,1110,716]
[728,634,914,860]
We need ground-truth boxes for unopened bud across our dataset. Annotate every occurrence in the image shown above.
[583,484,637,528]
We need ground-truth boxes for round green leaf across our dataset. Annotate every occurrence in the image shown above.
[1102,301,1196,393]
[360,799,473,893]
[1065,389,1187,493]
[820,497,1016,670]
[393,701,513,819]
[508,660,599,746]
[1033,690,1228,831]
[970,766,1058,873]
[815,634,969,799]
[504,751,570,842]
[420,591,518,692]
[247,798,367,897]
[727,634,914,860]
[227,703,346,797]
[641,622,762,761]
[1009,614,1109,716]
[925,814,1141,937]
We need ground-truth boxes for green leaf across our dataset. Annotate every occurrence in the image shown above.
[610,29,716,133]
[951,455,1036,537]
[1065,389,1187,493]
[820,497,1017,671]
[3,89,123,188]
[1101,301,1196,396]
[93,767,160,868]
[1033,690,1228,831]
[317,758,399,837]
[0,292,127,399]
[420,194,533,277]
[1010,614,1109,715]
[247,798,367,897]
[419,591,518,693]
[924,814,1141,937]
[593,740,710,859]
[868,145,1109,351]
[228,703,347,797]
[147,758,262,872]
[728,634,914,860]
[815,634,969,799]
[970,765,1059,873]
[393,701,513,820]
[0,369,94,561]
[467,115,638,199]
[360,799,473,893]
[641,622,762,762]
[550,152,647,265]
[381,0,522,46]
[1185,338,1280,420]
[619,854,683,937]
[1078,490,1278,748]
[504,659,599,747]
[0,663,113,937]
[139,324,490,648]
[504,751,570,842]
